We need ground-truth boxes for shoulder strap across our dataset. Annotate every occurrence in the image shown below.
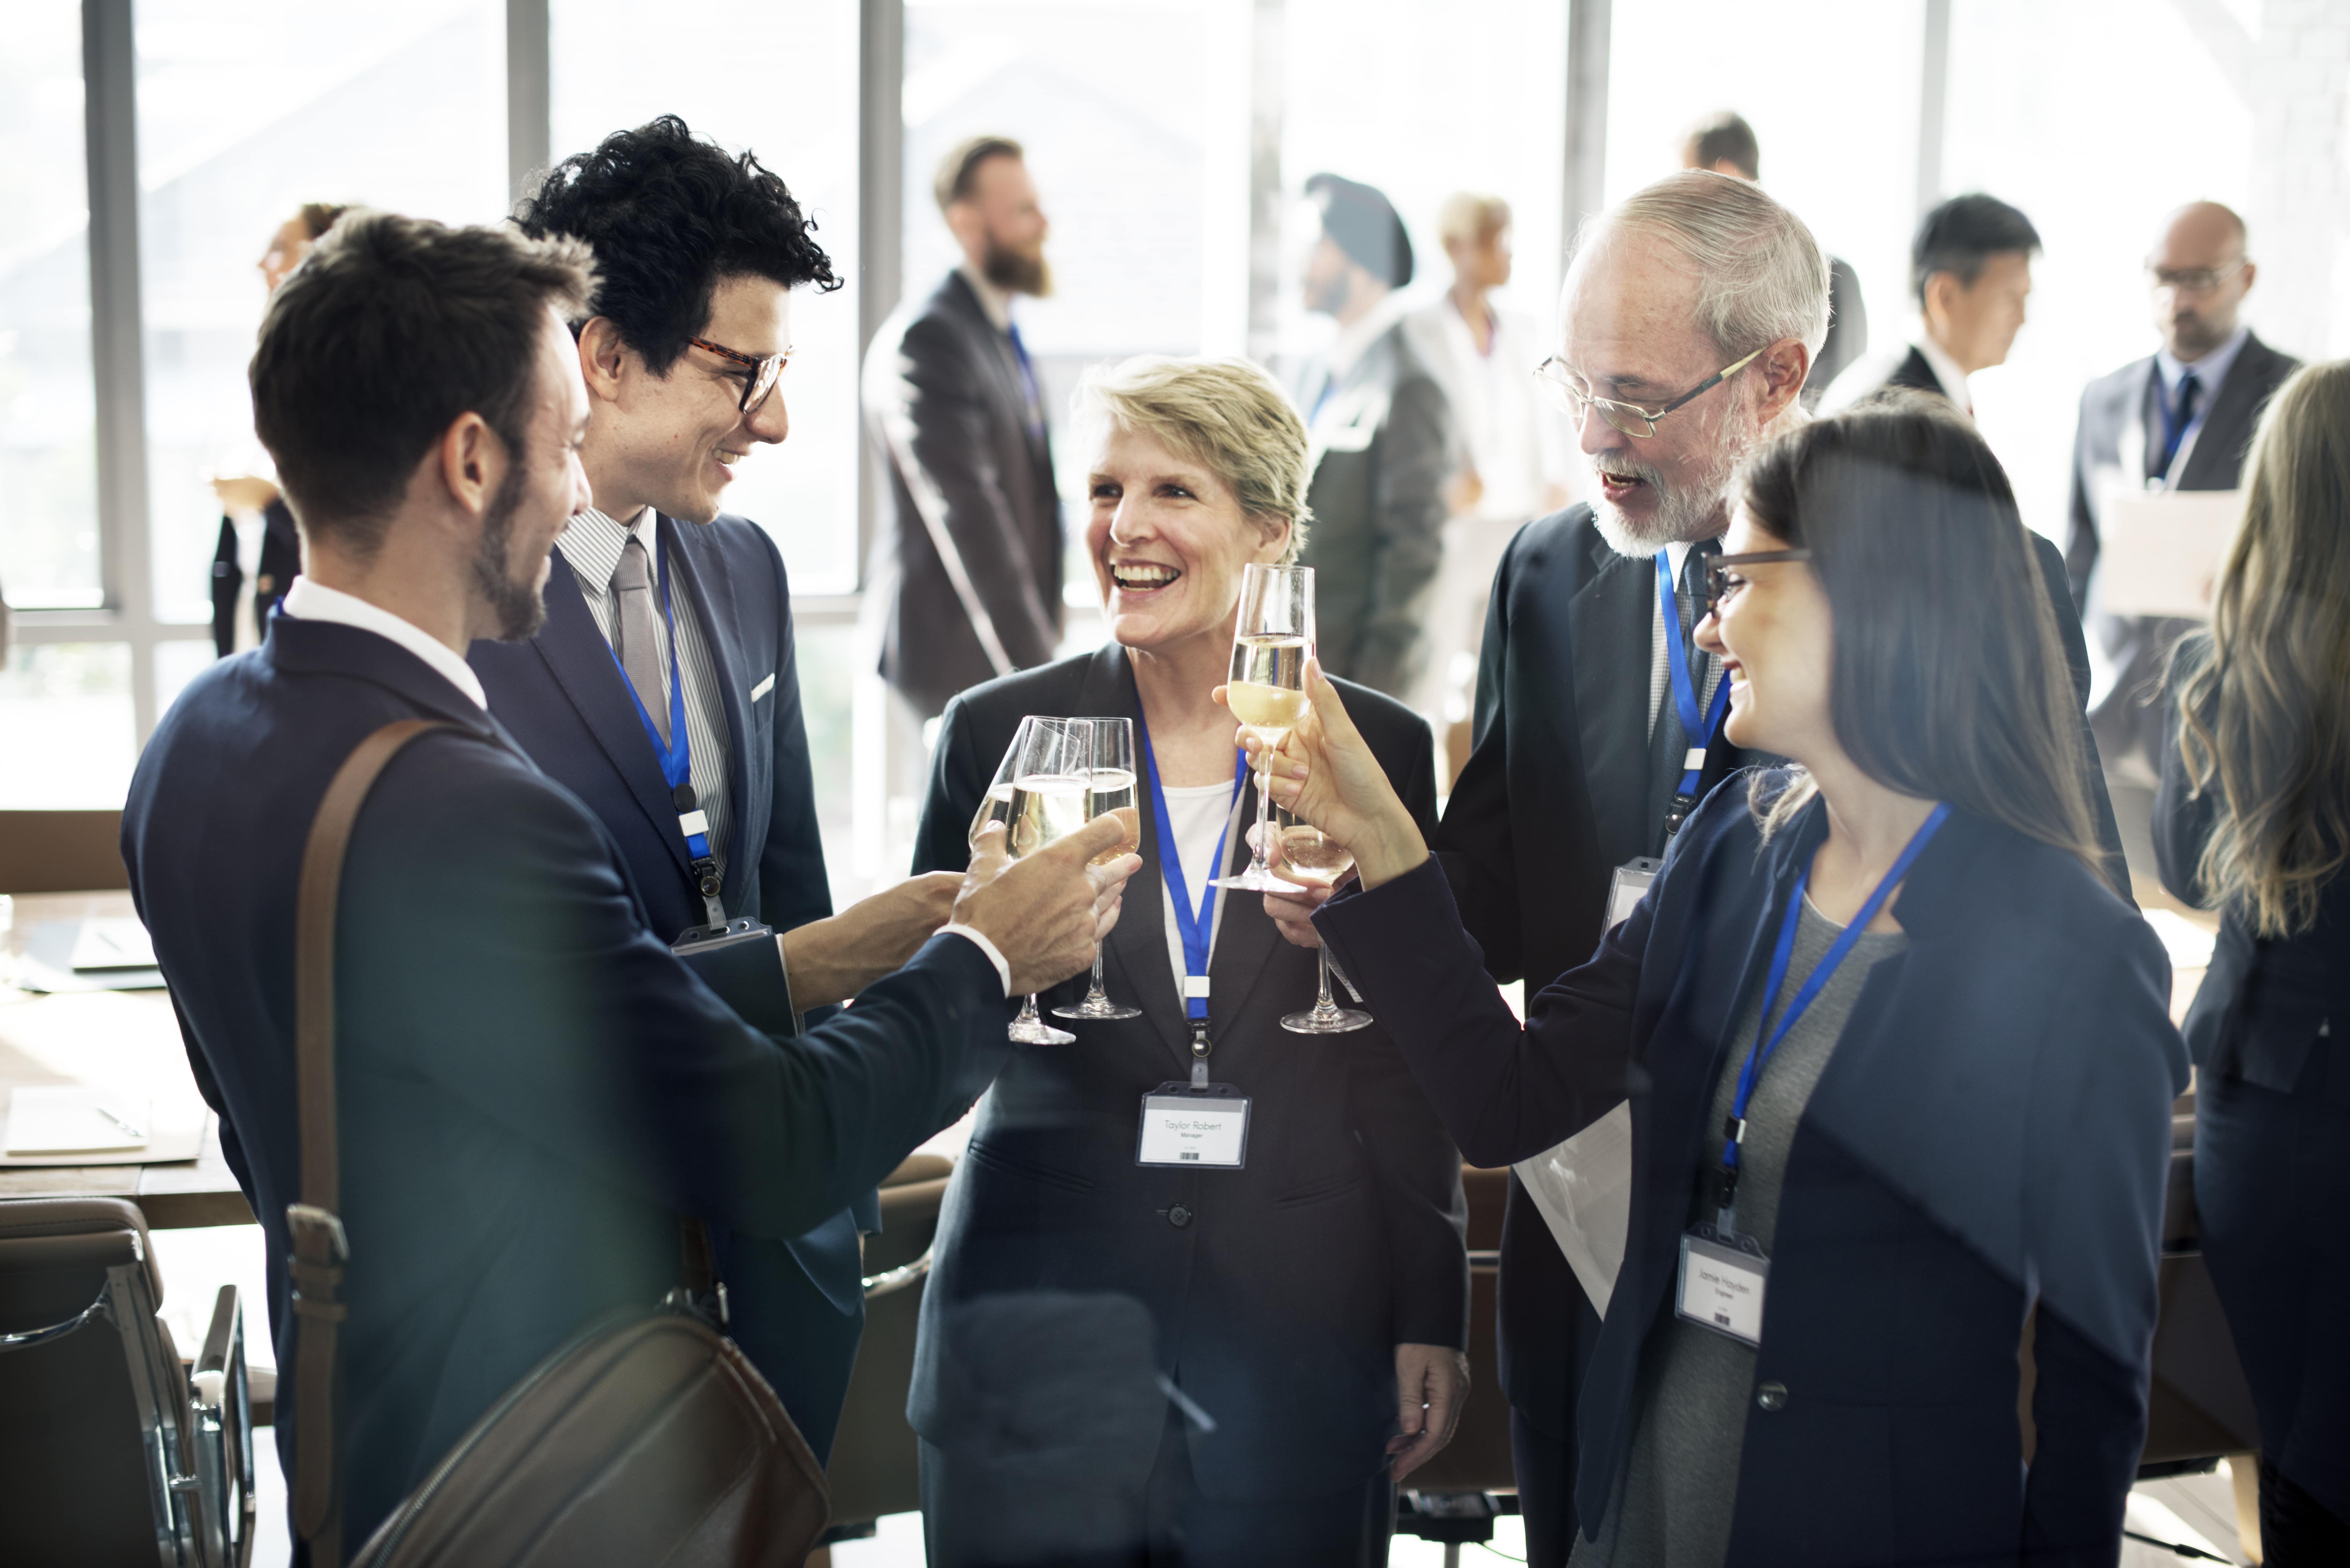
[288,719,454,1568]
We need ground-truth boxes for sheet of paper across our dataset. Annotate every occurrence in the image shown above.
[1513,1101,1634,1317]
[2096,482,2242,619]
[70,917,157,973]
[5,1087,151,1154]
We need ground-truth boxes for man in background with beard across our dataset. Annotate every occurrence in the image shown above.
[1266,169,2122,1564]
[865,134,1065,724]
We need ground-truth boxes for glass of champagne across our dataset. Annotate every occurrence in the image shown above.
[1213,562,1314,892]
[968,715,1034,852]
[1054,718,1142,1021]
[1274,805,1371,1033]
[1001,716,1090,1045]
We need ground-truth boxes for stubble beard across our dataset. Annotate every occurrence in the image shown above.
[472,455,549,643]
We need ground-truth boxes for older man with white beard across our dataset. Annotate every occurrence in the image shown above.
[1266,169,2124,1565]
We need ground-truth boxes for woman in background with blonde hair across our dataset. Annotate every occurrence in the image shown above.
[2158,360,2350,1562]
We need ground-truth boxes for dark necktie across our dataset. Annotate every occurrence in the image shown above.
[2155,368,2201,479]
[1006,322,1046,441]
[1645,542,1722,848]
[612,531,669,746]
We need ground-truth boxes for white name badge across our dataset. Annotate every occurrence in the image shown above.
[1605,857,1664,934]
[1676,1228,1769,1346]
[1137,1084,1250,1168]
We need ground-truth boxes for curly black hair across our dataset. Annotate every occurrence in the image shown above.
[515,115,840,375]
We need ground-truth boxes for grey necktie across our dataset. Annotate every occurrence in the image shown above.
[612,531,670,745]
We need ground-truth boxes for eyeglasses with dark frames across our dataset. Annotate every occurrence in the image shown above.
[1701,549,1812,617]
[686,335,793,414]
[1531,345,1768,438]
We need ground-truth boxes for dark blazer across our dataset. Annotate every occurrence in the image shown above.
[1881,343,1944,398]
[468,511,874,1459]
[122,616,1011,1555]
[1430,506,2130,1451]
[1298,320,1456,700]
[906,644,1468,1502]
[865,270,1064,718]
[2154,637,2350,1522]
[1327,781,2187,1565]
[1800,257,1870,411]
[2064,333,2298,770]
[209,498,302,657]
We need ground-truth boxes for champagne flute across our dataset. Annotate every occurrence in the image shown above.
[1000,716,1089,1045]
[1274,805,1371,1033]
[968,716,1035,851]
[1212,563,1315,892]
[1054,718,1142,1021]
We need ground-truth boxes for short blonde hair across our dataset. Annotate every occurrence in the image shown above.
[1438,192,1510,248]
[1073,355,1313,561]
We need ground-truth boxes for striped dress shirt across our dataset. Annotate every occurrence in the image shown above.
[561,506,734,876]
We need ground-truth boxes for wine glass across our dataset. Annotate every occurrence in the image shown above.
[968,715,1035,852]
[1054,718,1142,1021]
[1212,563,1314,892]
[1273,806,1371,1033]
[999,716,1089,1045]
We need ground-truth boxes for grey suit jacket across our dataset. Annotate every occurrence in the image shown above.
[2064,332,2298,768]
[864,271,1064,718]
[1298,321,1455,700]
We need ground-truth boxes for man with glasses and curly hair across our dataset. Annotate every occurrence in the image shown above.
[474,115,967,1462]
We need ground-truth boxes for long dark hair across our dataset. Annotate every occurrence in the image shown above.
[2172,360,2350,937]
[1737,393,2101,870]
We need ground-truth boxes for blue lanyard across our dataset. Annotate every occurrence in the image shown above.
[1720,803,1951,1187]
[602,540,708,862]
[1656,550,1732,801]
[1137,714,1246,1020]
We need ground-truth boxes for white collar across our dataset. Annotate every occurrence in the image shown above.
[279,576,487,710]
[1323,290,1411,381]
[562,505,660,599]
[958,263,1014,333]
[2157,324,2249,400]
[1913,334,1974,415]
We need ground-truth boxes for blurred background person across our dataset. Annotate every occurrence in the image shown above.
[1678,112,1868,407]
[865,134,1064,728]
[1403,192,1573,761]
[2071,201,2298,787]
[909,355,1467,1568]
[1287,398,2185,1568]
[479,117,965,1464]
[2157,361,2350,1563]
[209,200,344,657]
[1821,192,2038,419]
[1294,171,1455,702]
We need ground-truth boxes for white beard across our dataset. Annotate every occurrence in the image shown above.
[1585,396,1760,558]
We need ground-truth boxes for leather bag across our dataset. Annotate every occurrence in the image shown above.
[285,719,831,1567]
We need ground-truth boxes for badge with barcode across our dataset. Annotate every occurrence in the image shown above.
[1676,1226,1769,1346]
[1136,1083,1250,1168]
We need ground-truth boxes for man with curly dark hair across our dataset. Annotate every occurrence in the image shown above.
[472,115,959,1461]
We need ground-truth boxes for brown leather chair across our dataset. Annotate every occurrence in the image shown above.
[0,1196,255,1565]
[0,810,130,893]
[820,1151,956,1538]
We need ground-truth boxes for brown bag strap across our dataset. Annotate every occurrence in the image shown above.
[289,720,454,1568]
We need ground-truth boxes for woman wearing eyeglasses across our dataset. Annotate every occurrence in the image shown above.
[2156,362,2350,1561]
[1251,397,2186,1566]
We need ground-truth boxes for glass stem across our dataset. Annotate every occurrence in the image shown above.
[1316,949,1337,1012]
[1018,993,1041,1025]
[1249,749,1277,873]
[1086,950,1108,1002]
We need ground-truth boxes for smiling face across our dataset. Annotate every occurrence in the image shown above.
[473,306,595,642]
[580,272,791,525]
[1696,501,1836,765]
[1085,423,1290,658]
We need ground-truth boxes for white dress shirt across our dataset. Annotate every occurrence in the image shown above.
[279,576,486,710]
[1914,335,1974,417]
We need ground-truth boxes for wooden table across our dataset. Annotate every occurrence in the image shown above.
[0,892,253,1229]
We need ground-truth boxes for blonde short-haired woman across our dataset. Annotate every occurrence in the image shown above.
[906,354,1469,1566]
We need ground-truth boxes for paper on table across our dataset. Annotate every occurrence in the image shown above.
[70,918,157,973]
[2094,478,2242,619]
[1513,1101,1634,1318]
[5,1087,151,1154]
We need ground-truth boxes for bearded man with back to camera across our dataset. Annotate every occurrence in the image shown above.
[1261,169,2128,1566]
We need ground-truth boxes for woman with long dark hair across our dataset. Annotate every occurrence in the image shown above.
[1244,397,2186,1566]
[2158,361,2350,1561]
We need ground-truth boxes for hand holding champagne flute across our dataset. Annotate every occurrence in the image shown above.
[1213,563,1315,892]
[998,717,1090,1044]
[1237,659,1430,894]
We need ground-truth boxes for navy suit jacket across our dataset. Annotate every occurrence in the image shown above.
[468,513,876,1456]
[905,646,1468,1501]
[123,616,1010,1555]
[1327,779,2187,1566]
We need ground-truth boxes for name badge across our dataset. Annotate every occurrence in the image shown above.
[1137,1083,1250,1168]
[1676,1225,1768,1346]
[1605,857,1664,935]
